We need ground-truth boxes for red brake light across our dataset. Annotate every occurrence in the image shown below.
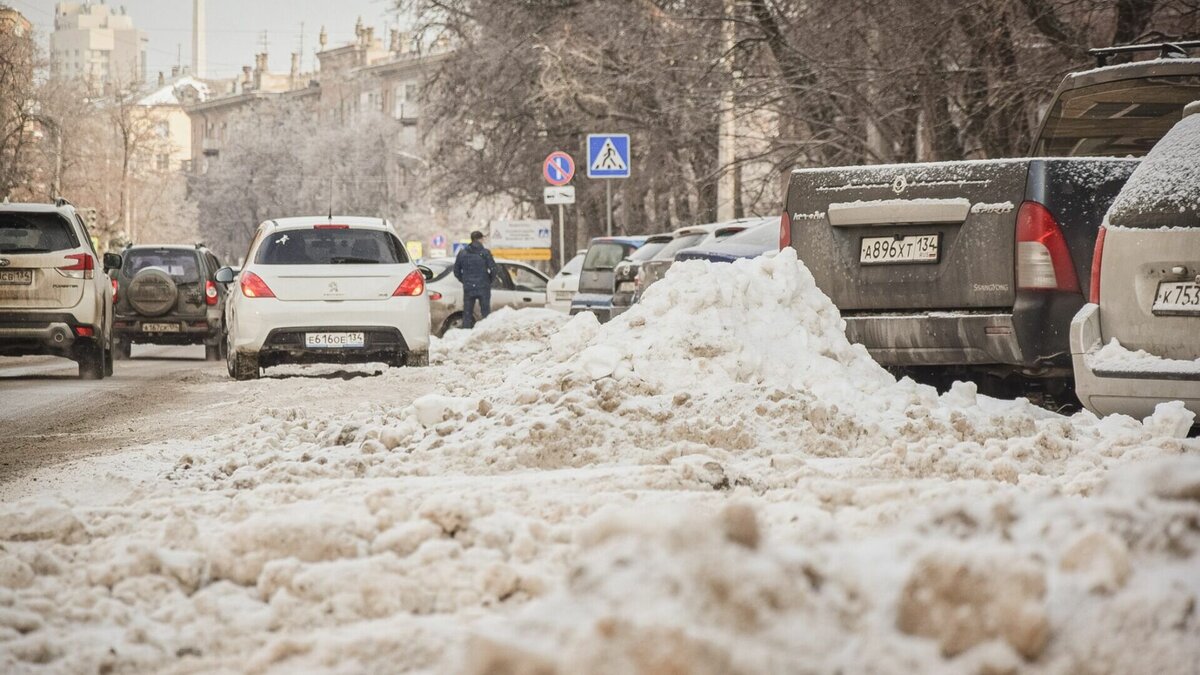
[240,272,276,298]
[205,280,219,305]
[314,224,350,230]
[779,211,792,250]
[60,253,94,279]
[394,270,425,297]
[1088,226,1107,304]
[111,278,118,303]
[428,291,443,301]
[74,326,94,337]
[1015,201,1079,293]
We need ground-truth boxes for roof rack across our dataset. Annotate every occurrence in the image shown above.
[1089,40,1200,67]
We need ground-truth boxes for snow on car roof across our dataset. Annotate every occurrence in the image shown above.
[1106,110,1200,224]
[267,216,394,231]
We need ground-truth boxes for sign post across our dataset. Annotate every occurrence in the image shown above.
[543,152,576,268]
[586,134,631,236]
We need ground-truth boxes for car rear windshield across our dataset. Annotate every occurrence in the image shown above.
[1106,112,1200,228]
[561,253,585,275]
[654,232,706,259]
[425,260,455,281]
[0,212,80,254]
[583,242,635,271]
[725,221,780,246]
[255,228,409,265]
[124,249,202,282]
[629,240,669,262]
[1033,74,1200,157]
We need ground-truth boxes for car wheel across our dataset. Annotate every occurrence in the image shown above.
[404,350,429,367]
[205,342,223,361]
[104,338,114,377]
[438,313,463,337]
[228,349,259,381]
[77,341,105,380]
[114,338,132,360]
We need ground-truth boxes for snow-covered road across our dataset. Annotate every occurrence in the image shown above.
[1,250,1197,674]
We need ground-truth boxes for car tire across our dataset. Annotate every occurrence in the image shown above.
[104,338,114,377]
[77,341,105,380]
[438,313,463,337]
[114,338,132,360]
[404,350,429,367]
[205,342,223,361]
[228,349,259,381]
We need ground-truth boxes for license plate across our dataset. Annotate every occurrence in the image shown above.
[1153,281,1200,315]
[143,323,181,332]
[555,291,573,301]
[305,332,365,348]
[0,269,32,285]
[860,234,940,265]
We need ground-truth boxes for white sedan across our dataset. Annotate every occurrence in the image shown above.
[217,216,430,380]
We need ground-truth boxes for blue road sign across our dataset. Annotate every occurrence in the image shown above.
[587,134,631,179]
[452,243,467,255]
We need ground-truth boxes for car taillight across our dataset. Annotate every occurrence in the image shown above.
[779,210,792,250]
[1088,226,1107,304]
[111,278,118,303]
[393,270,425,297]
[1015,201,1078,293]
[428,291,443,301]
[74,326,94,337]
[205,280,219,305]
[240,272,275,298]
[59,253,94,279]
[314,224,350,229]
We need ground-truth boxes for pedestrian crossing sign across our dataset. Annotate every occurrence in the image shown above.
[586,134,631,179]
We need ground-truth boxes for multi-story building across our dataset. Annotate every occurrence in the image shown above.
[49,1,146,87]
[0,4,31,37]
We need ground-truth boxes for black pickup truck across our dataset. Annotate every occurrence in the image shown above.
[784,43,1200,393]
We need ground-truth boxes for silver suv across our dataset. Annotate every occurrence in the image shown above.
[0,201,115,379]
[1071,102,1200,419]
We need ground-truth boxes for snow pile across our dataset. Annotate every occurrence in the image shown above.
[1088,337,1200,376]
[1,250,1198,673]
[1107,112,1200,224]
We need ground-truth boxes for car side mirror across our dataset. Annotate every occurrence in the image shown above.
[417,265,434,281]
[102,252,122,271]
[214,266,236,284]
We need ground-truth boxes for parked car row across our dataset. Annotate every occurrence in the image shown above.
[782,43,1199,422]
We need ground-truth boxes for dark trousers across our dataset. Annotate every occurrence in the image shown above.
[462,291,491,329]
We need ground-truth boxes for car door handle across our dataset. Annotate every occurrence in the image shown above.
[523,297,533,302]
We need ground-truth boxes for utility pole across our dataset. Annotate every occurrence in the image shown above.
[716,0,736,222]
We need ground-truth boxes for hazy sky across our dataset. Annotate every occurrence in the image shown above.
[15,0,402,80]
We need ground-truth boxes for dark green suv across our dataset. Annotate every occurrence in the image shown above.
[109,244,227,360]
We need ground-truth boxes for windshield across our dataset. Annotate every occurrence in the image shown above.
[654,233,705,259]
[0,212,80,254]
[629,240,669,262]
[124,249,202,282]
[255,228,409,265]
[1034,74,1200,157]
[724,221,780,247]
[583,242,635,271]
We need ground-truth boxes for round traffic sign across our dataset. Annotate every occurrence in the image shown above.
[543,151,575,186]
[431,234,447,248]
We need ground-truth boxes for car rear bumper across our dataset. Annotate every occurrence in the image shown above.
[0,311,90,355]
[570,292,613,322]
[255,326,414,366]
[115,311,221,344]
[1071,303,1200,419]
[843,312,1025,367]
[231,297,430,355]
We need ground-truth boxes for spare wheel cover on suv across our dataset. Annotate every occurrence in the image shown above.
[128,268,178,316]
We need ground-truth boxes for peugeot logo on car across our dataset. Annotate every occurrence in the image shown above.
[327,281,339,294]
[892,174,908,194]
[0,258,9,267]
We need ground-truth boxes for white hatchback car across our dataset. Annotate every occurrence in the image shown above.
[217,216,430,380]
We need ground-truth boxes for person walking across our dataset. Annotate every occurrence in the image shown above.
[453,230,497,329]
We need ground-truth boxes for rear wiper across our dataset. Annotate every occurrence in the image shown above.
[329,257,380,264]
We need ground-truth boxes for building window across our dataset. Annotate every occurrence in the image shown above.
[156,154,171,171]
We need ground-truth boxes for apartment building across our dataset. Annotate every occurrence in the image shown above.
[50,1,146,87]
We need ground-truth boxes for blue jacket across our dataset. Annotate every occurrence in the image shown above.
[453,242,497,294]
